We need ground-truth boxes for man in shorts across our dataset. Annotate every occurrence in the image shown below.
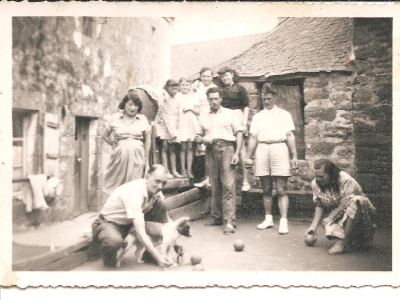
[244,83,299,234]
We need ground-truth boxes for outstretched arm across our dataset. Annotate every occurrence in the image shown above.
[305,205,324,236]
[133,217,173,268]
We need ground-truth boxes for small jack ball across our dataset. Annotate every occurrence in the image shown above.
[190,254,202,265]
[304,233,317,246]
[192,264,205,271]
[234,239,245,251]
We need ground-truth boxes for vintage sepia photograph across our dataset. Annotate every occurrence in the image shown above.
[0,1,398,288]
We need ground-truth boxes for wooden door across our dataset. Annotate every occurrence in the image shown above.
[273,84,305,159]
[74,117,90,215]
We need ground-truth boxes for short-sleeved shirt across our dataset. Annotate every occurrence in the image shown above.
[249,106,295,141]
[311,171,364,210]
[221,83,249,111]
[105,112,151,140]
[100,179,164,225]
[197,107,241,141]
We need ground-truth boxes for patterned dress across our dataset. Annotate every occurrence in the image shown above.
[154,90,179,141]
[103,112,150,197]
[311,171,377,248]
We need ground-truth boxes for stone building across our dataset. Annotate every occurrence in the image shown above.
[12,17,173,228]
[210,18,392,219]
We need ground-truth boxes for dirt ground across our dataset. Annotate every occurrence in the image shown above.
[72,213,392,272]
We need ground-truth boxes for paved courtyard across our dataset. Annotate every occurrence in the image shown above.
[72,214,392,272]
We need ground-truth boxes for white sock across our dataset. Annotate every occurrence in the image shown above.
[265,215,273,222]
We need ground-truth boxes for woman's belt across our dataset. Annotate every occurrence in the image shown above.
[259,139,286,144]
[115,136,143,141]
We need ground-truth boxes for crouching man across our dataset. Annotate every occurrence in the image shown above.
[91,164,173,268]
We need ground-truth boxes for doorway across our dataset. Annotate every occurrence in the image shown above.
[74,117,90,216]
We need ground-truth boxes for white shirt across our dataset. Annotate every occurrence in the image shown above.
[249,105,295,142]
[101,179,164,225]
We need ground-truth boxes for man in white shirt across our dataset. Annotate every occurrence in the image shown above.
[244,83,299,234]
[91,164,173,268]
[196,87,243,235]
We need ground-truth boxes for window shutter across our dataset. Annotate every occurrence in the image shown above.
[43,113,60,176]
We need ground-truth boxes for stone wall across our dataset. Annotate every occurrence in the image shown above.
[237,18,392,220]
[352,18,392,196]
[12,17,172,229]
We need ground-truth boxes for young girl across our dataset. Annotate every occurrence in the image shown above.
[193,67,217,187]
[154,79,183,179]
[177,78,200,179]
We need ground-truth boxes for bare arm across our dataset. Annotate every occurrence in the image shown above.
[306,205,324,235]
[242,107,249,134]
[189,105,200,116]
[144,130,151,159]
[231,131,243,164]
[245,133,258,159]
[101,127,114,147]
[133,218,173,268]
[286,131,299,169]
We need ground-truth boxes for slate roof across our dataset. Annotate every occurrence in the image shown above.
[171,33,269,80]
[212,18,354,79]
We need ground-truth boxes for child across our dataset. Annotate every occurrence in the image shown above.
[154,79,183,179]
[193,67,217,187]
[177,78,200,179]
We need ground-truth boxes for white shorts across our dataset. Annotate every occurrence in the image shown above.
[255,143,291,177]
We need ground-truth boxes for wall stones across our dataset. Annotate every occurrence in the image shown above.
[12,17,172,228]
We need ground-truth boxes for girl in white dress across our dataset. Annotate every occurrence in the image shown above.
[177,78,200,179]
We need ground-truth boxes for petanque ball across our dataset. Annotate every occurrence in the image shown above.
[190,254,202,265]
[234,239,245,251]
[304,233,317,246]
[192,264,205,271]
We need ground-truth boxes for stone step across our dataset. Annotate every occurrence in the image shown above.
[12,186,210,271]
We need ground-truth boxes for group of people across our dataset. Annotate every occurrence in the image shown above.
[92,66,377,268]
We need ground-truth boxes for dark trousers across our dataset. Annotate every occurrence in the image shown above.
[192,155,206,183]
[205,142,237,225]
[91,199,169,265]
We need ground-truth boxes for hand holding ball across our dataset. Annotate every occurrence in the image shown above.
[234,239,245,252]
[304,233,317,247]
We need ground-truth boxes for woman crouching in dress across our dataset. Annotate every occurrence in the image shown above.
[101,94,151,196]
[305,159,377,255]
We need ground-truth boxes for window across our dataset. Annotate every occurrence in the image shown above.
[12,111,27,200]
[12,110,39,200]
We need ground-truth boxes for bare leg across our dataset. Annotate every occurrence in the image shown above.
[275,177,289,219]
[260,176,273,214]
[186,141,194,179]
[329,216,356,254]
[257,176,274,229]
[240,145,249,184]
[161,140,170,173]
[180,142,187,175]
[169,143,178,174]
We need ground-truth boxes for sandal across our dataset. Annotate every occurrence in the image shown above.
[180,169,188,178]
[186,169,194,179]
[328,241,346,255]
[172,171,184,179]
